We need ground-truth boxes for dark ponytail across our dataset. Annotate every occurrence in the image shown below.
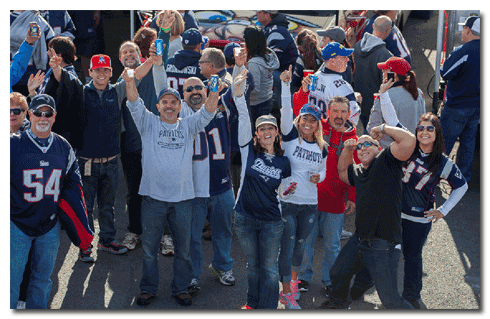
[398,70,419,100]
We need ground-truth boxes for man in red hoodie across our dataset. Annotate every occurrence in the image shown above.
[293,90,358,296]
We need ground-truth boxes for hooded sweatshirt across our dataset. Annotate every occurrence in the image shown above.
[247,48,280,106]
[264,14,299,72]
[165,49,207,97]
[353,32,393,119]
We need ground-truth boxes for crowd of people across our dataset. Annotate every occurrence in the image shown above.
[10,9,478,310]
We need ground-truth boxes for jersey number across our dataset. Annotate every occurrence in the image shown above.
[193,128,225,161]
[308,96,328,119]
[402,162,431,191]
[23,169,62,202]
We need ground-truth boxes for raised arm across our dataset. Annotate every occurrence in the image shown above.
[232,70,253,147]
[279,65,294,135]
[338,138,357,186]
[370,124,416,162]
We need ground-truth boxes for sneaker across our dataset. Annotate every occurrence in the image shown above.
[324,285,332,298]
[241,304,253,309]
[202,226,212,241]
[349,286,367,301]
[298,280,309,292]
[341,229,353,239]
[279,291,301,309]
[408,299,423,309]
[209,264,235,286]
[79,247,94,262]
[16,300,26,309]
[173,292,192,306]
[160,235,174,256]
[290,280,301,300]
[122,232,141,250]
[97,241,128,255]
[188,278,201,295]
[136,292,156,306]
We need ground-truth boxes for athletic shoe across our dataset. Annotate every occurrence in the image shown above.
[122,232,141,250]
[136,292,156,306]
[209,264,235,286]
[160,235,174,256]
[188,278,201,295]
[408,299,423,309]
[16,300,26,309]
[279,291,301,309]
[341,229,353,239]
[97,241,128,255]
[298,280,309,292]
[241,304,253,309]
[290,280,301,300]
[173,292,192,306]
[79,247,94,262]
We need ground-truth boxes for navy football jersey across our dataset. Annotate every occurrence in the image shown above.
[401,150,466,218]
[11,130,81,237]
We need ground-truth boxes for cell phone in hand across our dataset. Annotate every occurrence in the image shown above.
[387,72,395,81]
[283,182,297,196]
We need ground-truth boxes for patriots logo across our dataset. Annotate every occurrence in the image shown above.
[263,153,275,163]
[40,160,50,167]
[99,56,106,64]
[260,175,270,182]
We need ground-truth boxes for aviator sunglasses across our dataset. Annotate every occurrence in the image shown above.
[416,125,435,132]
[10,108,25,115]
[356,141,379,150]
[185,85,205,92]
[32,110,55,118]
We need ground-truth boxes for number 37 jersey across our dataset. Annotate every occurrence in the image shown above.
[11,130,81,237]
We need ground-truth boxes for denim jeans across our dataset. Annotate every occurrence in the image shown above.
[139,196,193,296]
[329,236,413,309]
[120,150,143,235]
[401,219,432,301]
[278,202,317,283]
[77,156,119,245]
[234,212,283,309]
[190,189,235,280]
[10,220,60,309]
[440,106,479,183]
[298,211,344,286]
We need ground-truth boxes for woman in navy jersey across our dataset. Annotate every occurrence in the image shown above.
[232,70,293,309]
[277,66,327,309]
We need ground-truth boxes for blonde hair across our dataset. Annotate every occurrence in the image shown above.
[293,116,327,150]
[10,92,28,110]
[170,10,185,37]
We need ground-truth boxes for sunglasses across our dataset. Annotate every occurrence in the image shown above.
[416,125,435,132]
[356,141,379,150]
[10,108,25,115]
[185,85,205,92]
[32,110,55,118]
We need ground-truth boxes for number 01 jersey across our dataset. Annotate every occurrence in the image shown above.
[401,150,466,218]
[11,130,81,237]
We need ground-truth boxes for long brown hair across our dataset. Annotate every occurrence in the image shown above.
[398,70,419,100]
[253,131,285,156]
[296,29,322,71]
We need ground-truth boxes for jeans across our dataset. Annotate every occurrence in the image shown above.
[77,156,119,245]
[10,220,61,309]
[401,219,432,301]
[298,211,344,286]
[440,106,479,183]
[139,196,193,295]
[234,212,283,309]
[190,189,235,280]
[278,203,318,283]
[120,150,143,235]
[329,236,412,309]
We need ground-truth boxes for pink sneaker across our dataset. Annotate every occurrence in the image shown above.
[290,280,301,300]
[279,291,301,309]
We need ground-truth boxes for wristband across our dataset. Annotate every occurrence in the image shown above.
[381,123,386,134]
[161,27,171,32]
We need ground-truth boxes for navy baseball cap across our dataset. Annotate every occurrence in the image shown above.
[29,94,56,112]
[157,88,181,102]
[459,16,480,35]
[298,103,322,121]
[182,28,204,46]
[223,42,241,60]
[322,42,354,60]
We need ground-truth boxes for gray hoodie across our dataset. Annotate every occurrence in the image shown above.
[246,48,280,106]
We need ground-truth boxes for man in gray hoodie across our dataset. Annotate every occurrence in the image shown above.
[353,15,393,132]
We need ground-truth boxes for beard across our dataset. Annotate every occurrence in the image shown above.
[188,94,203,108]
[35,121,51,133]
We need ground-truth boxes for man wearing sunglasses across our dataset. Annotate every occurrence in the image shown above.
[320,123,415,309]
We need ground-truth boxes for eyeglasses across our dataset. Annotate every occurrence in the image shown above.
[32,110,55,118]
[185,85,205,92]
[356,141,379,150]
[10,108,25,115]
[416,125,435,132]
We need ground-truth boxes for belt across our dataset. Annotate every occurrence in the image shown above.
[80,155,117,164]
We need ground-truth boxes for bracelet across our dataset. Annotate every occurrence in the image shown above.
[161,27,171,32]
[381,123,386,134]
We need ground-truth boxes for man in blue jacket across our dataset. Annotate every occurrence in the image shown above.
[440,16,480,183]
[10,23,41,92]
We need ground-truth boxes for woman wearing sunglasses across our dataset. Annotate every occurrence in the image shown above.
[10,92,30,134]
[275,65,327,309]
[232,70,292,309]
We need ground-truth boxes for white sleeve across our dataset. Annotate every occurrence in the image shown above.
[379,91,401,127]
[437,182,468,216]
[234,95,253,147]
[280,81,294,135]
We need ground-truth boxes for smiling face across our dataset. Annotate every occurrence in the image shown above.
[183,78,206,110]
[29,106,56,138]
[119,42,141,69]
[157,94,181,124]
[356,135,380,166]
[297,114,319,139]
[10,103,27,132]
[416,120,436,150]
[89,67,112,90]
[256,123,278,149]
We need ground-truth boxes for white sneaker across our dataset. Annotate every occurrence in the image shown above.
[279,291,301,309]
[160,234,174,256]
[341,229,353,239]
[290,280,301,300]
[122,232,141,250]
[16,300,26,309]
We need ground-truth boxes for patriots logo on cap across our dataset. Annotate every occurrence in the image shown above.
[185,39,189,44]
[99,56,106,64]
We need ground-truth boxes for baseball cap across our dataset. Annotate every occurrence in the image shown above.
[182,28,204,46]
[223,42,241,60]
[458,16,480,35]
[377,57,411,76]
[157,88,181,103]
[30,94,56,112]
[255,114,277,129]
[322,42,353,60]
[317,27,346,43]
[298,103,322,121]
[90,54,112,69]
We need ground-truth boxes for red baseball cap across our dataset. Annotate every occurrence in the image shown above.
[90,54,112,70]
[377,57,411,76]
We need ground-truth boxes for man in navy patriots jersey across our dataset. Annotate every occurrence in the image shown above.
[11,94,93,309]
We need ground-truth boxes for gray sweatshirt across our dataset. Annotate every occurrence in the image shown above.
[247,48,280,106]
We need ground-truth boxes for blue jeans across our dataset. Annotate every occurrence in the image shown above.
[329,236,412,309]
[139,196,193,295]
[440,106,479,183]
[10,220,61,309]
[278,203,317,283]
[77,156,119,245]
[120,150,143,235]
[401,219,432,301]
[190,189,235,280]
[298,211,344,286]
[234,212,283,309]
